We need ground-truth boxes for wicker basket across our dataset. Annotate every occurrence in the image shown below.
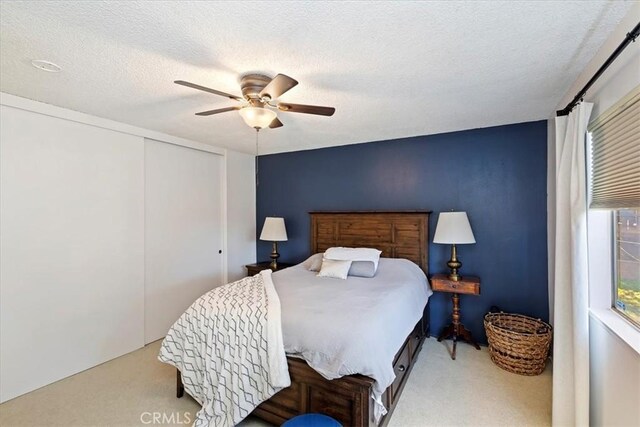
[484,312,552,376]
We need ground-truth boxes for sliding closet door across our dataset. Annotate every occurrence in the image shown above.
[0,105,145,403]
[144,139,224,343]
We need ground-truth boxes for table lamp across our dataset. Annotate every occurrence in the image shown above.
[260,217,288,269]
[433,211,476,281]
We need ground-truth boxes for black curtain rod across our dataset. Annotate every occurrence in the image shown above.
[557,21,640,117]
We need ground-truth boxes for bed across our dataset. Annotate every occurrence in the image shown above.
[176,211,431,426]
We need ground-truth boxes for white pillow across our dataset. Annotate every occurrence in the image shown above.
[303,253,324,272]
[324,247,382,277]
[317,258,352,280]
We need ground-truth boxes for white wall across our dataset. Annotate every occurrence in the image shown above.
[589,316,640,426]
[0,105,146,402]
[0,93,257,402]
[551,5,640,426]
[225,150,257,281]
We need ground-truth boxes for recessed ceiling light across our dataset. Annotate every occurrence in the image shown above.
[31,59,61,73]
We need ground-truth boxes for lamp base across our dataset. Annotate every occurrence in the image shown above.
[446,244,462,281]
[269,241,280,269]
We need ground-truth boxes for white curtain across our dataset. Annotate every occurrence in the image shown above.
[552,102,593,427]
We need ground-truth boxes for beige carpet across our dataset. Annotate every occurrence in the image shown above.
[0,338,551,426]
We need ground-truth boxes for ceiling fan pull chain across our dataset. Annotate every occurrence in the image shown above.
[255,129,260,187]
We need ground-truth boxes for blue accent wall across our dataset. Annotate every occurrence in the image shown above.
[256,120,548,343]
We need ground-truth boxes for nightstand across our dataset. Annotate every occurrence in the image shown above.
[430,274,481,360]
[245,262,293,277]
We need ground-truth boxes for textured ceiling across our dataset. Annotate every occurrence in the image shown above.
[0,1,633,154]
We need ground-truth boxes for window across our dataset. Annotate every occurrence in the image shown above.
[614,208,640,327]
[587,86,639,333]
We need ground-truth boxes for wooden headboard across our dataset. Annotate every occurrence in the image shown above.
[310,211,431,274]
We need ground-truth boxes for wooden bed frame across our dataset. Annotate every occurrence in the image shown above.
[178,211,431,426]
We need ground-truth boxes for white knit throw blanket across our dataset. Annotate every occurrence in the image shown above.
[158,270,290,427]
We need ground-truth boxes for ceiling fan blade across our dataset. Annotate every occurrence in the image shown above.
[195,106,240,116]
[260,74,298,99]
[175,80,242,101]
[278,103,335,116]
[269,117,284,129]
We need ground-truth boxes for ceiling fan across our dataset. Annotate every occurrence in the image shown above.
[175,73,335,130]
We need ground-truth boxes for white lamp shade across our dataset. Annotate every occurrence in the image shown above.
[433,211,476,244]
[238,107,277,129]
[260,217,288,241]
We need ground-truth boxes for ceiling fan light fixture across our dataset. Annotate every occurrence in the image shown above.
[238,106,277,129]
[174,73,335,130]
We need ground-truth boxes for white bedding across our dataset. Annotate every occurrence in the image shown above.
[272,257,432,421]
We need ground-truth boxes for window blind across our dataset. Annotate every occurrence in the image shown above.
[588,85,640,209]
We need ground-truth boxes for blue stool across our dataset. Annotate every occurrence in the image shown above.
[282,413,342,427]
